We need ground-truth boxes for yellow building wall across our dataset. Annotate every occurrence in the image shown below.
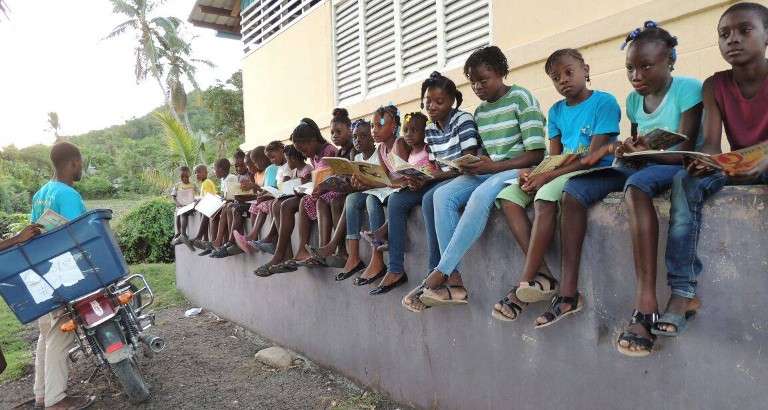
[242,0,748,148]
[241,1,335,149]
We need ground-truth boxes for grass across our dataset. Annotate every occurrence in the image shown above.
[0,263,183,383]
[85,198,150,228]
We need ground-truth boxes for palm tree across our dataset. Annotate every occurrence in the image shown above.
[154,111,200,168]
[47,112,62,142]
[0,1,8,20]
[154,18,214,131]
[105,0,176,119]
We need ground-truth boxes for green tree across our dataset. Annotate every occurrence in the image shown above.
[105,0,176,120]
[203,71,244,159]
[154,18,214,131]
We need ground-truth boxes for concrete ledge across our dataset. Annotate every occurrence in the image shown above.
[176,185,768,410]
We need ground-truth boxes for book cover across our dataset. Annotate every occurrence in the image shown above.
[643,129,688,151]
[437,154,482,170]
[37,209,68,232]
[528,154,572,177]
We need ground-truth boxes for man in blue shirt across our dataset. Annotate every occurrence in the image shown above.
[29,142,94,410]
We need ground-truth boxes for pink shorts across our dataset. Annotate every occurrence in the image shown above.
[302,191,344,221]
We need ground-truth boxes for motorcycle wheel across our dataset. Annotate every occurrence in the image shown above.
[111,357,150,404]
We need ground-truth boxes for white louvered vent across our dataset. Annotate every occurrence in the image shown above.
[335,0,362,104]
[332,0,490,104]
[241,0,325,54]
[400,0,438,80]
[443,0,490,66]
[364,0,396,94]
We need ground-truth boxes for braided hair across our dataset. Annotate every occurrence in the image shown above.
[463,46,509,78]
[283,144,307,163]
[352,118,371,133]
[374,104,402,138]
[420,71,463,109]
[403,112,428,134]
[544,49,587,77]
[621,21,679,65]
[290,118,328,144]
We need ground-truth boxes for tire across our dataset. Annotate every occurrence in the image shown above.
[111,358,150,404]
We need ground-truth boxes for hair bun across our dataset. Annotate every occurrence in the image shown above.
[429,71,443,80]
[332,108,349,120]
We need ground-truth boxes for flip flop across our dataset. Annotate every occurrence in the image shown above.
[233,231,256,254]
[419,285,469,307]
[297,256,327,267]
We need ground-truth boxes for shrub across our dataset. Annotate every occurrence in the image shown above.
[0,212,30,239]
[76,175,116,199]
[0,178,31,213]
[115,198,175,264]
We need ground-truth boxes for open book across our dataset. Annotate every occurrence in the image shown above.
[436,154,482,170]
[642,129,689,151]
[322,157,392,185]
[175,202,197,216]
[623,141,768,174]
[261,179,302,199]
[175,188,196,206]
[195,194,226,218]
[223,180,253,200]
[389,153,434,180]
[295,181,314,195]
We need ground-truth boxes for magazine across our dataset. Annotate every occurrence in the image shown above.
[322,157,392,185]
[195,194,226,218]
[642,129,689,151]
[528,154,573,178]
[37,209,68,232]
[622,141,768,174]
[436,154,482,170]
[389,153,435,180]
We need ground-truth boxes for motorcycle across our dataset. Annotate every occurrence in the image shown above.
[57,273,164,404]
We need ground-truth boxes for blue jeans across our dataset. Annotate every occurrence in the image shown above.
[563,165,682,208]
[387,179,451,273]
[432,170,520,275]
[344,192,386,240]
[664,169,768,297]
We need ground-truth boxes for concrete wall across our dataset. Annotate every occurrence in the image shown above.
[240,0,740,147]
[176,185,768,410]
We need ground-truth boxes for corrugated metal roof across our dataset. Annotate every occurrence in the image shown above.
[189,0,241,36]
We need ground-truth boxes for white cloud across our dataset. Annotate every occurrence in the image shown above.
[0,0,242,149]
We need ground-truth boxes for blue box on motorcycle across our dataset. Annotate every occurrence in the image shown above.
[0,210,129,324]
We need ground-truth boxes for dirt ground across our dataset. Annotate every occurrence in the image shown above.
[0,307,412,410]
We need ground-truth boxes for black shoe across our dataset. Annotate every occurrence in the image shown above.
[335,261,366,281]
[198,247,213,256]
[353,266,387,286]
[369,273,408,295]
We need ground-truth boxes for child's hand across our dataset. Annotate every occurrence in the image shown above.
[517,168,533,186]
[459,155,495,175]
[684,157,718,177]
[18,224,43,242]
[521,172,554,193]
[240,180,257,191]
[726,158,768,183]
[405,177,427,191]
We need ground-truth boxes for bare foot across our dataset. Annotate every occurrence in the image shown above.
[294,249,311,261]
[342,257,362,272]
[359,260,385,279]
[424,270,447,289]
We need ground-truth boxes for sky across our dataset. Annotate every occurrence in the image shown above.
[0,0,243,149]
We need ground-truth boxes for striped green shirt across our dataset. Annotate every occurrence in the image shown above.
[474,85,546,161]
